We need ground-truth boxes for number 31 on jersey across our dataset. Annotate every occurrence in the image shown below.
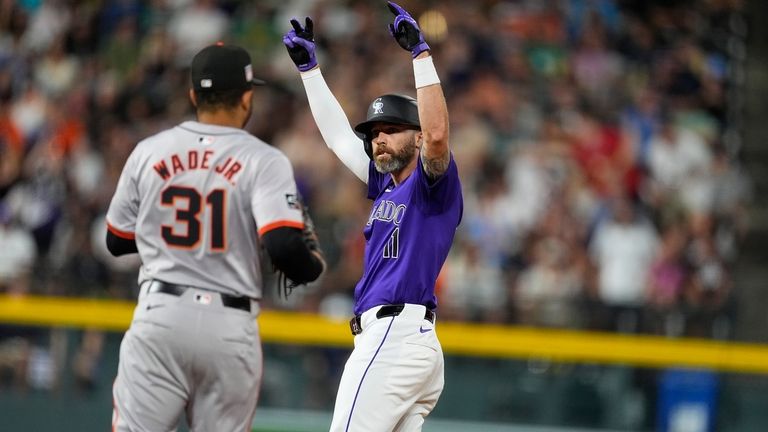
[161,185,226,251]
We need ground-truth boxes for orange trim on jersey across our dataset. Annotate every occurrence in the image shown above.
[107,222,136,240]
[258,220,304,236]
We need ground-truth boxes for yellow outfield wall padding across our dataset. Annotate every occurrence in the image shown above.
[2,295,768,374]
[0,295,136,331]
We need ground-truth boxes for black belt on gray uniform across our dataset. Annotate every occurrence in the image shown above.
[144,280,251,312]
[349,304,435,336]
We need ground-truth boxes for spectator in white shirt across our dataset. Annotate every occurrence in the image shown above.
[589,194,659,332]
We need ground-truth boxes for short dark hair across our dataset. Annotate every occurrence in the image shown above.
[194,88,247,112]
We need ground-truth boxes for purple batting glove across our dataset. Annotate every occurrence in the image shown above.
[283,17,317,72]
[387,1,430,58]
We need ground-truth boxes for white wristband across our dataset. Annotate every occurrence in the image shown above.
[300,67,322,80]
[413,56,440,89]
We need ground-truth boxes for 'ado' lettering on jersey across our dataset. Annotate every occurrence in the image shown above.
[354,155,463,315]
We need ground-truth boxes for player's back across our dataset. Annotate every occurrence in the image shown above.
[128,120,276,298]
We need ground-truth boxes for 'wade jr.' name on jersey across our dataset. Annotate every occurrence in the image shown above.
[152,149,244,184]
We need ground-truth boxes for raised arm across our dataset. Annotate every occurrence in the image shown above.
[413,54,449,178]
[388,1,450,179]
[283,18,369,184]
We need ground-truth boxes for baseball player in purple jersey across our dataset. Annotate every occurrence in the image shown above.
[284,3,462,430]
[105,43,325,431]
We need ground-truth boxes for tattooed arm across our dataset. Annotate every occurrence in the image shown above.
[413,52,450,180]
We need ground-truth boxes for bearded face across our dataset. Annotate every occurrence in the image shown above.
[372,127,419,174]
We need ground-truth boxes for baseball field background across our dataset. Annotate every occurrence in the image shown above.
[2,0,768,431]
[2,296,768,431]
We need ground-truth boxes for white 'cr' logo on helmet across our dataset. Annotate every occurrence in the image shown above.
[372,98,384,114]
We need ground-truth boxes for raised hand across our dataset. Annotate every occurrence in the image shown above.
[387,1,430,58]
[283,17,317,72]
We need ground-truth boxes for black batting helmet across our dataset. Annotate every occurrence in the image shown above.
[354,94,421,159]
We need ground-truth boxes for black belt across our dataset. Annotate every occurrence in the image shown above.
[144,280,252,312]
[349,304,435,335]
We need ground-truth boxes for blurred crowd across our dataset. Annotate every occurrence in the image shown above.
[0,0,752,392]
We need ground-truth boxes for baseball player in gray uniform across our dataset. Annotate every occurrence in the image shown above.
[284,3,462,431]
[105,43,325,431]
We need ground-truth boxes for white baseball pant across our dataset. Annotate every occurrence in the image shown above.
[330,304,444,432]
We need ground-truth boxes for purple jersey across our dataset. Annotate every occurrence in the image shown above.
[354,154,463,315]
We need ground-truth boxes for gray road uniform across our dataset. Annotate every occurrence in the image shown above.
[106,120,305,431]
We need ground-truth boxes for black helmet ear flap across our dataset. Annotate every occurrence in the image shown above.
[363,137,373,160]
[354,130,374,160]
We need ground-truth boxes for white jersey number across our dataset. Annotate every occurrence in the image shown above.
[382,227,400,259]
[160,185,227,251]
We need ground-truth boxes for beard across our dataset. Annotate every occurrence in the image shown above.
[374,142,417,174]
